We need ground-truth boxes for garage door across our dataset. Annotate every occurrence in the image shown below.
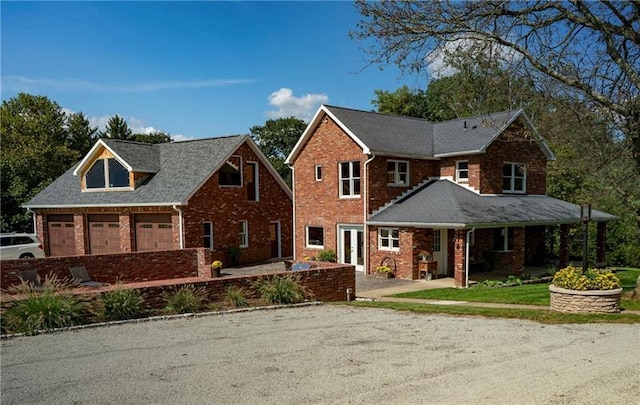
[47,214,75,257]
[88,215,120,255]
[135,214,173,251]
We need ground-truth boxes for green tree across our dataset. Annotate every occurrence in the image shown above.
[132,131,172,144]
[66,112,97,156]
[100,115,132,140]
[249,117,306,186]
[353,1,640,171]
[1,94,80,232]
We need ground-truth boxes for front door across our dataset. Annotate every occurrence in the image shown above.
[432,229,448,275]
[339,225,364,272]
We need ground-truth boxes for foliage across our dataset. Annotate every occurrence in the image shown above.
[66,112,98,156]
[505,276,523,286]
[100,286,145,321]
[253,274,312,305]
[476,279,505,288]
[222,286,251,308]
[249,117,307,186]
[211,260,223,270]
[226,245,242,266]
[316,249,336,262]
[99,114,132,140]
[376,265,393,274]
[552,265,621,291]
[2,275,88,335]
[131,131,172,144]
[164,285,207,314]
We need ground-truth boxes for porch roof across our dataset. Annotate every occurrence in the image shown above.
[367,180,616,228]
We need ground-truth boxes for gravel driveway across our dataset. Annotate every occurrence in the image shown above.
[1,305,638,404]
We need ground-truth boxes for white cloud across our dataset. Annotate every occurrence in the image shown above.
[426,38,522,79]
[266,87,329,122]
[2,75,253,93]
[171,134,195,142]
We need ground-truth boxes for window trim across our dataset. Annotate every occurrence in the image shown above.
[387,160,410,187]
[339,161,361,198]
[378,227,400,252]
[239,220,248,248]
[203,222,214,250]
[305,226,324,249]
[455,160,469,184]
[502,162,526,194]
[84,157,131,191]
[315,165,322,182]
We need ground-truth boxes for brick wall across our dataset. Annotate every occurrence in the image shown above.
[1,248,211,287]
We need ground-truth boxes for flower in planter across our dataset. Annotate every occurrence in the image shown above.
[376,265,392,274]
[211,260,223,270]
[418,250,432,261]
[552,265,620,290]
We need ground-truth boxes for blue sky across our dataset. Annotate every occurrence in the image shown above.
[1,1,426,141]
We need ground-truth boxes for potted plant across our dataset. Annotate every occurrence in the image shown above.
[226,245,241,266]
[418,250,432,261]
[211,260,223,278]
[549,265,622,313]
[376,265,394,279]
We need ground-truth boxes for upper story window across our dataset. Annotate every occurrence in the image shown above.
[456,161,469,183]
[379,227,400,251]
[315,165,322,181]
[247,162,259,201]
[339,161,361,197]
[503,162,526,193]
[387,160,409,186]
[219,156,243,187]
[85,158,130,189]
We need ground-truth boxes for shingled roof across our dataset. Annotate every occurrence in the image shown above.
[286,105,554,163]
[368,180,615,228]
[25,135,290,208]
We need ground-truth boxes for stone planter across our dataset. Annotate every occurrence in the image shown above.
[375,272,393,279]
[549,285,623,314]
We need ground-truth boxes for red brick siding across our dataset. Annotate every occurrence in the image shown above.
[453,230,467,286]
[181,142,293,264]
[1,248,211,287]
[292,115,365,259]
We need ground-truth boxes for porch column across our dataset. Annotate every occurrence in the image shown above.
[596,222,607,264]
[119,212,133,252]
[73,213,87,255]
[512,227,525,275]
[559,224,570,269]
[453,230,466,287]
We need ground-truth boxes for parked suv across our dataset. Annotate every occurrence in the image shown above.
[0,233,45,260]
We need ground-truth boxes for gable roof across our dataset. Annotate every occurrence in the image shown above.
[25,135,291,209]
[285,105,554,163]
[368,179,615,228]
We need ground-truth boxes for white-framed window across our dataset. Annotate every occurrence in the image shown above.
[493,227,514,251]
[387,160,409,186]
[219,155,243,187]
[339,161,361,197]
[502,162,526,193]
[315,165,322,181]
[203,222,214,250]
[379,228,400,251]
[85,158,130,190]
[247,161,259,201]
[239,220,248,248]
[306,226,324,248]
[432,229,441,252]
[456,160,469,183]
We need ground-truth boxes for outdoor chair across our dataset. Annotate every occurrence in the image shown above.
[69,266,108,288]
[18,269,45,291]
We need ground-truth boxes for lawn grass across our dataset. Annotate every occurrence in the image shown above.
[342,301,640,324]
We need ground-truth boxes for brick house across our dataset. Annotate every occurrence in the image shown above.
[24,135,292,264]
[285,105,615,287]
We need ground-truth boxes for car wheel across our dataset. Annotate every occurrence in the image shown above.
[19,253,35,259]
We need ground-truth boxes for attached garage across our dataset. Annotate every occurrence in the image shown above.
[135,214,174,251]
[88,214,120,255]
[47,214,76,257]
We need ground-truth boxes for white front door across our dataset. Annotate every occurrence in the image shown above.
[339,225,364,272]
[432,229,448,275]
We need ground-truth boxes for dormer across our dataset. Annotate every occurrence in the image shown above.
[73,139,160,192]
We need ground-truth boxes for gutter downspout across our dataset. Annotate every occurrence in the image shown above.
[363,154,376,274]
[172,205,184,249]
[465,228,475,288]
[288,165,296,260]
[26,208,36,234]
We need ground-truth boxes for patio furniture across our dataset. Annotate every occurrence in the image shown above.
[69,266,108,288]
[18,269,45,290]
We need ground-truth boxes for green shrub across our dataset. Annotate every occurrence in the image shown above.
[164,285,207,314]
[317,249,336,262]
[475,279,504,288]
[223,286,251,308]
[552,265,620,290]
[253,274,312,304]
[101,287,145,321]
[3,275,88,335]
[505,275,523,286]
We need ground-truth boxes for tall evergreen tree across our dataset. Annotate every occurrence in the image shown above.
[100,115,132,140]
